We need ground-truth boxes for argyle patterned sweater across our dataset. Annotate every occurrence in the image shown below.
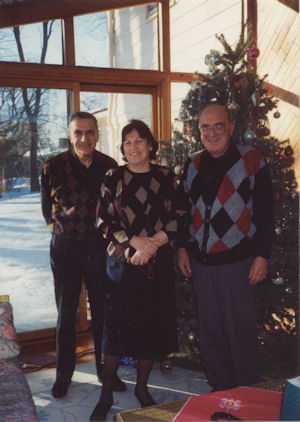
[41,148,116,240]
[178,141,274,265]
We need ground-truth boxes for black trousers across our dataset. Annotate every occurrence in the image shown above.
[192,257,260,391]
[50,234,106,381]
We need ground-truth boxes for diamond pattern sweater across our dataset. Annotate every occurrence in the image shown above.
[41,148,117,240]
[96,164,179,262]
[178,142,274,265]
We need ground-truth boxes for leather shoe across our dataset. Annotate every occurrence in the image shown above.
[90,397,113,421]
[52,378,71,398]
[134,385,156,407]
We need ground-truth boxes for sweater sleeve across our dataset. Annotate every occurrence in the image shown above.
[252,163,274,258]
[96,168,131,262]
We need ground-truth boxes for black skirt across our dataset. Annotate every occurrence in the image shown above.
[102,245,178,359]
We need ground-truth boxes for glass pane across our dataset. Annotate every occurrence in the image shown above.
[0,87,70,332]
[74,12,108,67]
[80,91,152,164]
[0,20,62,64]
[75,4,159,70]
[170,0,241,72]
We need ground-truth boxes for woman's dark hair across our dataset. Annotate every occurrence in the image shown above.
[121,119,158,161]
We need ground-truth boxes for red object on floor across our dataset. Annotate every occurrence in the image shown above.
[173,387,282,421]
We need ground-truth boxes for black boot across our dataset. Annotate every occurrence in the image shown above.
[134,358,156,407]
[134,384,156,407]
[90,392,113,421]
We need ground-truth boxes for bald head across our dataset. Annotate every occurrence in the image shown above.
[198,104,234,158]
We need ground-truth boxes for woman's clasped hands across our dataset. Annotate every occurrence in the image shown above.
[129,231,168,266]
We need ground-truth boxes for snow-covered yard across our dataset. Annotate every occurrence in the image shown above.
[0,180,57,332]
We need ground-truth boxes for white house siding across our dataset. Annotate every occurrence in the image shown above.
[97,1,244,162]
[170,0,241,73]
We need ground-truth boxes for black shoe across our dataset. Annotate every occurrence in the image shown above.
[134,385,156,408]
[90,397,113,421]
[52,378,71,398]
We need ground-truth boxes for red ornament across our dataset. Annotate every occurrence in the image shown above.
[284,145,294,156]
[275,193,280,200]
[248,46,260,59]
[264,85,273,96]
[233,81,239,88]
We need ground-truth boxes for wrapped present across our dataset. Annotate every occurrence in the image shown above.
[173,387,282,421]
[280,376,300,421]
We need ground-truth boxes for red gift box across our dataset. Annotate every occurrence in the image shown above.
[173,387,282,421]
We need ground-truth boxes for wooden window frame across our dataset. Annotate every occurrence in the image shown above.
[0,0,193,342]
[0,0,259,343]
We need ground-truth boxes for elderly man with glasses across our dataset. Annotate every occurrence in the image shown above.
[177,104,274,392]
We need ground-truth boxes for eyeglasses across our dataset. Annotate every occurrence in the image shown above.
[199,122,229,135]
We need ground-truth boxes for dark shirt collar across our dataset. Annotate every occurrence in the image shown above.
[69,145,96,169]
[203,137,236,161]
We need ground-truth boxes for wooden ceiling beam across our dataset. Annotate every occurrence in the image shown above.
[0,0,158,28]
[0,61,169,86]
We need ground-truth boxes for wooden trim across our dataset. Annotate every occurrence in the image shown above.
[265,82,300,108]
[72,82,80,112]
[17,327,56,343]
[0,78,74,89]
[0,0,160,29]
[80,84,155,94]
[247,0,258,73]
[277,0,299,12]
[160,76,171,140]
[152,89,159,140]
[0,62,170,86]
[161,0,170,73]
[62,17,75,66]
[170,72,194,82]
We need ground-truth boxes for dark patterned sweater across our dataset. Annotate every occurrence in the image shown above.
[96,164,179,262]
[178,141,274,265]
[41,147,117,240]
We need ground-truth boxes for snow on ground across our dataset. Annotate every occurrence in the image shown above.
[0,179,57,332]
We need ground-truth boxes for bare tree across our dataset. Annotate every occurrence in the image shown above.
[13,21,54,191]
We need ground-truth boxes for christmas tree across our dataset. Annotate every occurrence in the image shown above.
[159,25,299,378]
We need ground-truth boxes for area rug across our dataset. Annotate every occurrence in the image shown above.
[25,361,211,422]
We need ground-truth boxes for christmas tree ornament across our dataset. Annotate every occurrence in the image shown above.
[243,129,255,141]
[284,145,294,156]
[188,331,195,341]
[204,54,211,65]
[264,85,273,96]
[272,274,284,285]
[160,359,173,374]
[251,91,258,106]
[248,46,260,59]
[273,111,281,118]
[227,101,240,111]
[275,225,282,235]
